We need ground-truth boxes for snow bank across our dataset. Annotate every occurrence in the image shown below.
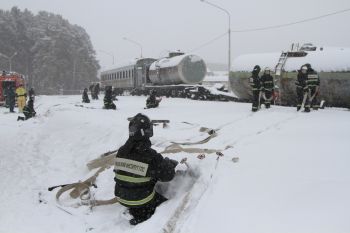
[233,47,350,72]
[1,96,350,233]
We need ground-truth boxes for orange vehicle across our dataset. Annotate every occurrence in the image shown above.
[0,71,26,106]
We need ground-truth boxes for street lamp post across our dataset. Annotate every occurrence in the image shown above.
[9,52,18,71]
[123,37,143,58]
[99,50,115,65]
[200,0,231,78]
[0,51,18,71]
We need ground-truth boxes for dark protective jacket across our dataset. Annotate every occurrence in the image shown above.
[114,138,176,208]
[6,87,16,105]
[147,93,156,104]
[306,69,320,88]
[146,93,159,108]
[29,88,35,98]
[104,88,115,109]
[94,84,100,95]
[260,74,274,91]
[296,71,308,91]
[82,90,90,103]
[249,73,261,91]
[23,99,36,119]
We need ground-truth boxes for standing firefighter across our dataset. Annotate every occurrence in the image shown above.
[16,84,27,113]
[89,84,95,99]
[103,86,116,110]
[114,113,177,225]
[296,66,310,112]
[94,83,100,100]
[6,86,16,113]
[305,64,320,110]
[260,67,274,108]
[82,88,90,103]
[17,97,36,121]
[250,65,262,112]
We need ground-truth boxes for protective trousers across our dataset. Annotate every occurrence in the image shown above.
[17,96,26,113]
[252,90,260,112]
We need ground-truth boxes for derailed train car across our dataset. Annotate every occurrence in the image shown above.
[101,52,236,101]
[229,44,350,108]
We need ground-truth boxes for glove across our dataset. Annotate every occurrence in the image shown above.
[164,157,178,168]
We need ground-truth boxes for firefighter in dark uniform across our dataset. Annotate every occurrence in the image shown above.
[89,84,95,99]
[296,65,310,112]
[260,67,274,108]
[103,86,116,110]
[250,65,261,112]
[6,86,16,113]
[305,64,320,110]
[146,90,159,108]
[28,87,35,101]
[17,97,36,121]
[94,83,100,100]
[114,113,177,225]
[82,88,90,103]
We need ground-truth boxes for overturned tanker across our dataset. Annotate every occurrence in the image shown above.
[229,44,350,108]
[149,53,207,85]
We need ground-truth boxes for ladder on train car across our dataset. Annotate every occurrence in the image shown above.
[274,51,289,105]
[275,52,288,76]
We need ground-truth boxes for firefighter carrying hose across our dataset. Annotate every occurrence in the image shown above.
[260,67,275,108]
[296,65,310,112]
[305,63,320,110]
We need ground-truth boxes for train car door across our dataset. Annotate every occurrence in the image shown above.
[136,66,143,87]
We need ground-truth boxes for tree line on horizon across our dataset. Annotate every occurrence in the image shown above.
[0,7,100,94]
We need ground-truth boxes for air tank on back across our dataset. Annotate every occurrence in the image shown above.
[149,52,207,85]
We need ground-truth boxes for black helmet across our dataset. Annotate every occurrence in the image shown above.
[252,65,261,74]
[129,113,153,139]
[304,63,311,69]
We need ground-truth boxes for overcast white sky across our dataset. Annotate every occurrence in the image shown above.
[2,0,350,69]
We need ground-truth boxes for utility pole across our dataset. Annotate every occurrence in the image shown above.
[200,0,231,79]
[123,37,143,58]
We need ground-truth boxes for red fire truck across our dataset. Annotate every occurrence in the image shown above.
[0,71,26,106]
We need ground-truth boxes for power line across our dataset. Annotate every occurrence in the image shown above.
[231,8,350,33]
[189,7,350,52]
[189,31,228,52]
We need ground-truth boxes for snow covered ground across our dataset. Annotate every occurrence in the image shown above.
[0,95,349,233]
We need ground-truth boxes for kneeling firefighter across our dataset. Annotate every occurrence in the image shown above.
[104,86,116,110]
[146,90,160,109]
[114,113,178,225]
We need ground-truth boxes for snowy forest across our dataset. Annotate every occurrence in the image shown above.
[0,7,100,94]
